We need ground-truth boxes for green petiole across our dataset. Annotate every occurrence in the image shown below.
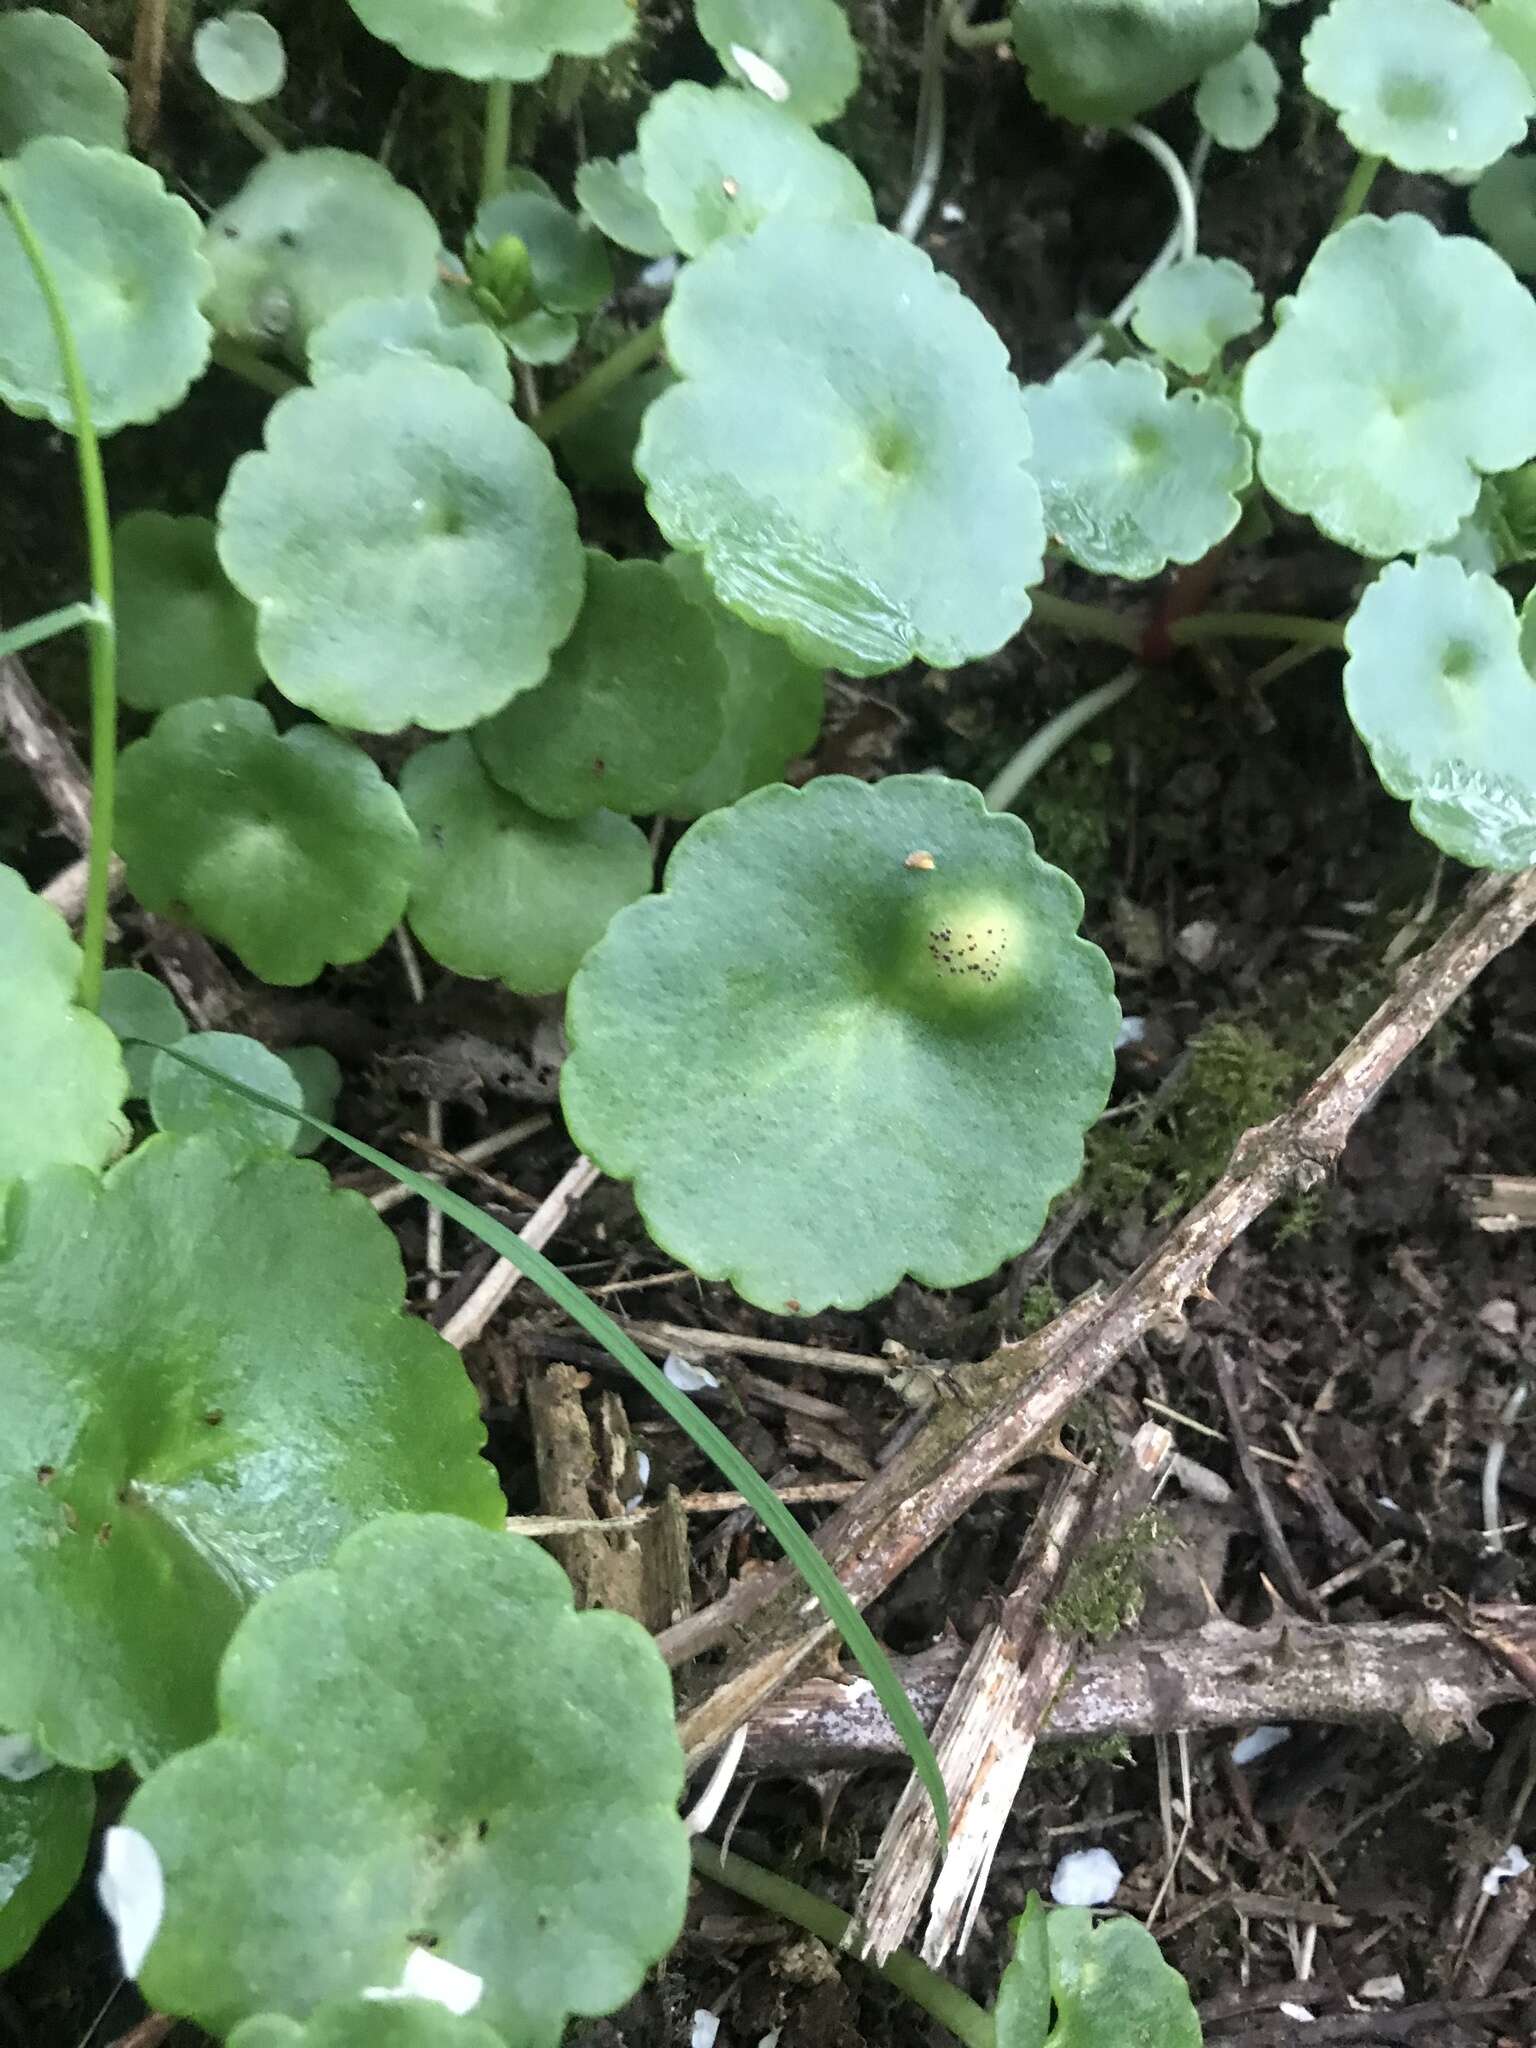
[0,179,117,1013]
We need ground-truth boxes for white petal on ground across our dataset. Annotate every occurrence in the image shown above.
[364,1949,485,2014]
[1231,1724,1291,1766]
[625,1448,652,1509]
[1049,1846,1122,1906]
[1483,1844,1531,1895]
[0,1733,54,1782]
[730,44,791,101]
[664,1353,721,1393]
[1279,2004,1316,2022]
[98,1827,166,1979]
[692,2011,722,2048]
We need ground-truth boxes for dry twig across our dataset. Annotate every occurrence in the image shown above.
[673,867,1536,1769]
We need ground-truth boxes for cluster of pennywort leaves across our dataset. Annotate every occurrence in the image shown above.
[8,0,1536,2032]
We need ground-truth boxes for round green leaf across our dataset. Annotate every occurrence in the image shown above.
[1008,0,1260,126]
[217,363,584,733]
[1471,151,1536,274]
[1241,214,1536,558]
[127,1514,688,2045]
[117,698,421,984]
[476,189,613,317]
[1195,38,1280,148]
[1483,0,1536,88]
[0,1767,94,1971]
[343,0,634,80]
[1344,554,1536,869]
[308,295,512,400]
[0,11,126,153]
[0,138,211,435]
[1005,1905,1202,2048]
[203,151,440,353]
[575,154,679,259]
[0,865,128,1181]
[1303,0,1532,176]
[503,307,578,366]
[1024,359,1251,580]
[0,1133,503,1771]
[114,511,264,714]
[695,0,861,126]
[637,83,874,258]
[231,2006,507,2048]
[1131,255,1263,375]
[400,738,651,995]
[662,553,825,817]
[99,967,189,1098]
[148,1032,304,1152]
[194,11,287,104]
[562,775,1118,1314]
[475,551,727,817]
[638,220,1045,675]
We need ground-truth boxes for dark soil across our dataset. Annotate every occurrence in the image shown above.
[7,5,1536,2047]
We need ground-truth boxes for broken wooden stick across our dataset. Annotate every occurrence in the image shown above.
[672,864,1536,1771]
[737,1606,1536,1775]
[853,1423,1174,1967]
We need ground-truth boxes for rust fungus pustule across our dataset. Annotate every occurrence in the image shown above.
[889,887,1028,1016]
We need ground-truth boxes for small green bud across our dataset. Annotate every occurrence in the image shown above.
[1494,463,1536,561]
[468,232,535,322]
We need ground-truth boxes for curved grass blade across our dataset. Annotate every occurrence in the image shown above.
[128,1036,952,1842]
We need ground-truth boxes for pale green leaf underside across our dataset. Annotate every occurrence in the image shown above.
[0,10,126,153]
[231,2006,507,2048]
[662,553,826,818]
[309,294,513,400]
[0,137,211,434]
[1131,255,1263,374]
[638,219,1044,675]
[637,82,874,256]
[0,865,128,1180]
[1241,213,1536,557]
[203,150,439,353]
[1470,152,1536,275]
[574,153,678,259]
[194,11,287,103]
[1025,359,1252,580]
[1303,0,1532,175]
[343,0,634,79]
[1195,39,1280,149]
[217,362,584,732]
[1009,0,1260,125]
[0,1768,94,1971]
[1345,554,1536,868]
[113,511,263,713]
[117,696,421,982]
[562,775,1118,1314]
[0,1135,502,1772]
[695,0,861,125]
[129,1515,688,2047]
[475,550,727,817]
[401,738,652,995]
